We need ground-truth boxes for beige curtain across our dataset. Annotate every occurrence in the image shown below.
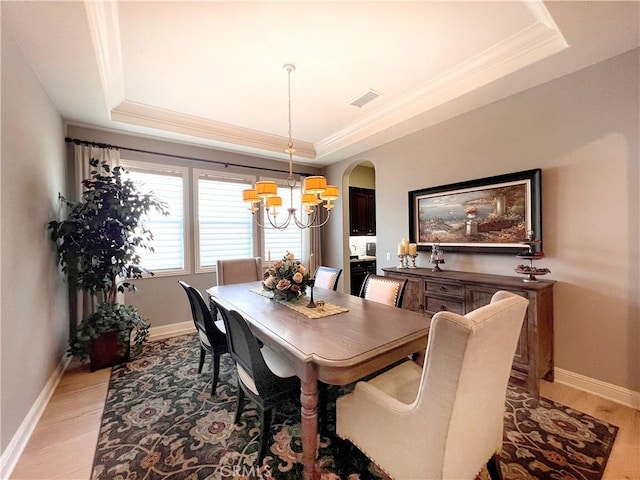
[300,206,323,277]
[73,144,120,199]
[71,145,122,326]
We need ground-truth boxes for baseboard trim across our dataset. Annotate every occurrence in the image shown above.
[148,321,195,341]
[0,354,71,479]
[554,367,640,410]
[0,323,193,478]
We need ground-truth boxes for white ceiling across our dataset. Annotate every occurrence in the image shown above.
[3,1,639,165]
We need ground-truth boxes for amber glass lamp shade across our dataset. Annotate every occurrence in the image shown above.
[255,181,278,198]
[266,196,282,208]
[242,189,261,204]
[319,185,339,201]
[301,193,319,206]
[304,176,327,194]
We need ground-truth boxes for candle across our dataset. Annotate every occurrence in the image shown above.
[409,243,417,256]
[309,253,315,276]
[398,243,406,255]
[268,250,271,267]
[402,238,409,253]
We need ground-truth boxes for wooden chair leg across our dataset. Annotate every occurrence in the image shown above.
[211,353,221,395]
[198,347,206,373]
[258,408,272,465]
[487,454,502,480]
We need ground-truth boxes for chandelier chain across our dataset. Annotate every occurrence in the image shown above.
[287,66,293,152]
[242,63,336,230]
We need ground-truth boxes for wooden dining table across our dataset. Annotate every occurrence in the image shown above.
[206,281,429,480]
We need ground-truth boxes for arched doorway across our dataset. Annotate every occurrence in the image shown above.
[346,161,376,295]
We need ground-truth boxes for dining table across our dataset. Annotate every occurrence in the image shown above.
[206,281,429,480]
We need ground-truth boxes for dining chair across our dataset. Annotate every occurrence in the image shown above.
[178,281,229,396]
[216,257,263,285]
[336,291,529,480]
[212,299,300,465]
[313,265,342,291]
[358,273,407,308]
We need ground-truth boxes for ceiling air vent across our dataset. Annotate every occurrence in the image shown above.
[350,89,382,108]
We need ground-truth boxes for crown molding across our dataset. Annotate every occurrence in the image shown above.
[314,13,568,161]
[87,0,567,164]
[84,0,124,111]
[86,1,316,161]
[111,101,316,160]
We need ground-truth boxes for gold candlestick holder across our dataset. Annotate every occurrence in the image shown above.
[407,253,418,269]
[397,254,408,269]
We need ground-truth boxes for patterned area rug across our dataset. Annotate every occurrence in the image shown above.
[92,335,617,480]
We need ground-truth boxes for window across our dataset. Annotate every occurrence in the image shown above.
[263,183,304,262]
[195,170,255,271]
[121,161,188,274]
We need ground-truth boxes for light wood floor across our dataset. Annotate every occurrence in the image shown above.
[10,362,640,480]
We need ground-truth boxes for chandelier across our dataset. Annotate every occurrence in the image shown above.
[242,64,339,230]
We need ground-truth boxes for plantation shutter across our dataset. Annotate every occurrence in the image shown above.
[124,167,186,272]
[197,173,254,268]
[263,184,304,261]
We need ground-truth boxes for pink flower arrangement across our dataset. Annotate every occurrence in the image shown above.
[263,251,310,302]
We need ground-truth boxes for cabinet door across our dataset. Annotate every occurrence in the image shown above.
[465,286,530,370]
[349,187,375,235]
[367,190,376,235]
[350,261,375,295]
[385,274,423,312]
[350,270,366,295]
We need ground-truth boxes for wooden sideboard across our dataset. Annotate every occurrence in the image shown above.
[382,267,555,397]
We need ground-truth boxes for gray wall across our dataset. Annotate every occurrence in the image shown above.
[324,49,640,392]
[1,12,637,465]
[65,125,324,331]
[1,21,68,454]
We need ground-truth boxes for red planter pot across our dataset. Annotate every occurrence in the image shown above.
[89,328,131,371]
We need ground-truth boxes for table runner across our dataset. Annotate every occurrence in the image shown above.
[250,288,349,318]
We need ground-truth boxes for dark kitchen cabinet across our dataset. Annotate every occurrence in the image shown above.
[349,187,376,236]
[350,260,377,295]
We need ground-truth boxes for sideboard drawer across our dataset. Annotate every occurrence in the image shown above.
[383,266,555,398]
[426,281,464,298]
[425,296,464,315]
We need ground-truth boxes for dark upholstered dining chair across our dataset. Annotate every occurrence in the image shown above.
[178,281,228,396]
[314,265,342,291]
[358,273,407,308]
[212,298,300,465]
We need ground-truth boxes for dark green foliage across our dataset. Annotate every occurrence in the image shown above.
[48,158,168,357]
[69,303,149,359]
[48,158,168,300]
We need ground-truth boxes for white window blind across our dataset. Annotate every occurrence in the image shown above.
[122,164,186,273]
[197,173,254,269]
[264,184,304,261]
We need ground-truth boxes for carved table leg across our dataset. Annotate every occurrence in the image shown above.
[300,368,319,480]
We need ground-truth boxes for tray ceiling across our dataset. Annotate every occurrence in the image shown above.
[3,1,638,164]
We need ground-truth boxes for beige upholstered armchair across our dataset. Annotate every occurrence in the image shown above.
[336,291,529,480]
[216,257,263,285]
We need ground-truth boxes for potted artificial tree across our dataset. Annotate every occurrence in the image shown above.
[49,158,168,370]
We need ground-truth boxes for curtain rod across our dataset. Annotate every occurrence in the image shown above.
[64,137,316,177]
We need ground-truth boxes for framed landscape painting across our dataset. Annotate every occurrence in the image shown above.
[408,169,542,253]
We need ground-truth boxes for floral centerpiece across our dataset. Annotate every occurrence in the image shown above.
[263,251,310,302]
